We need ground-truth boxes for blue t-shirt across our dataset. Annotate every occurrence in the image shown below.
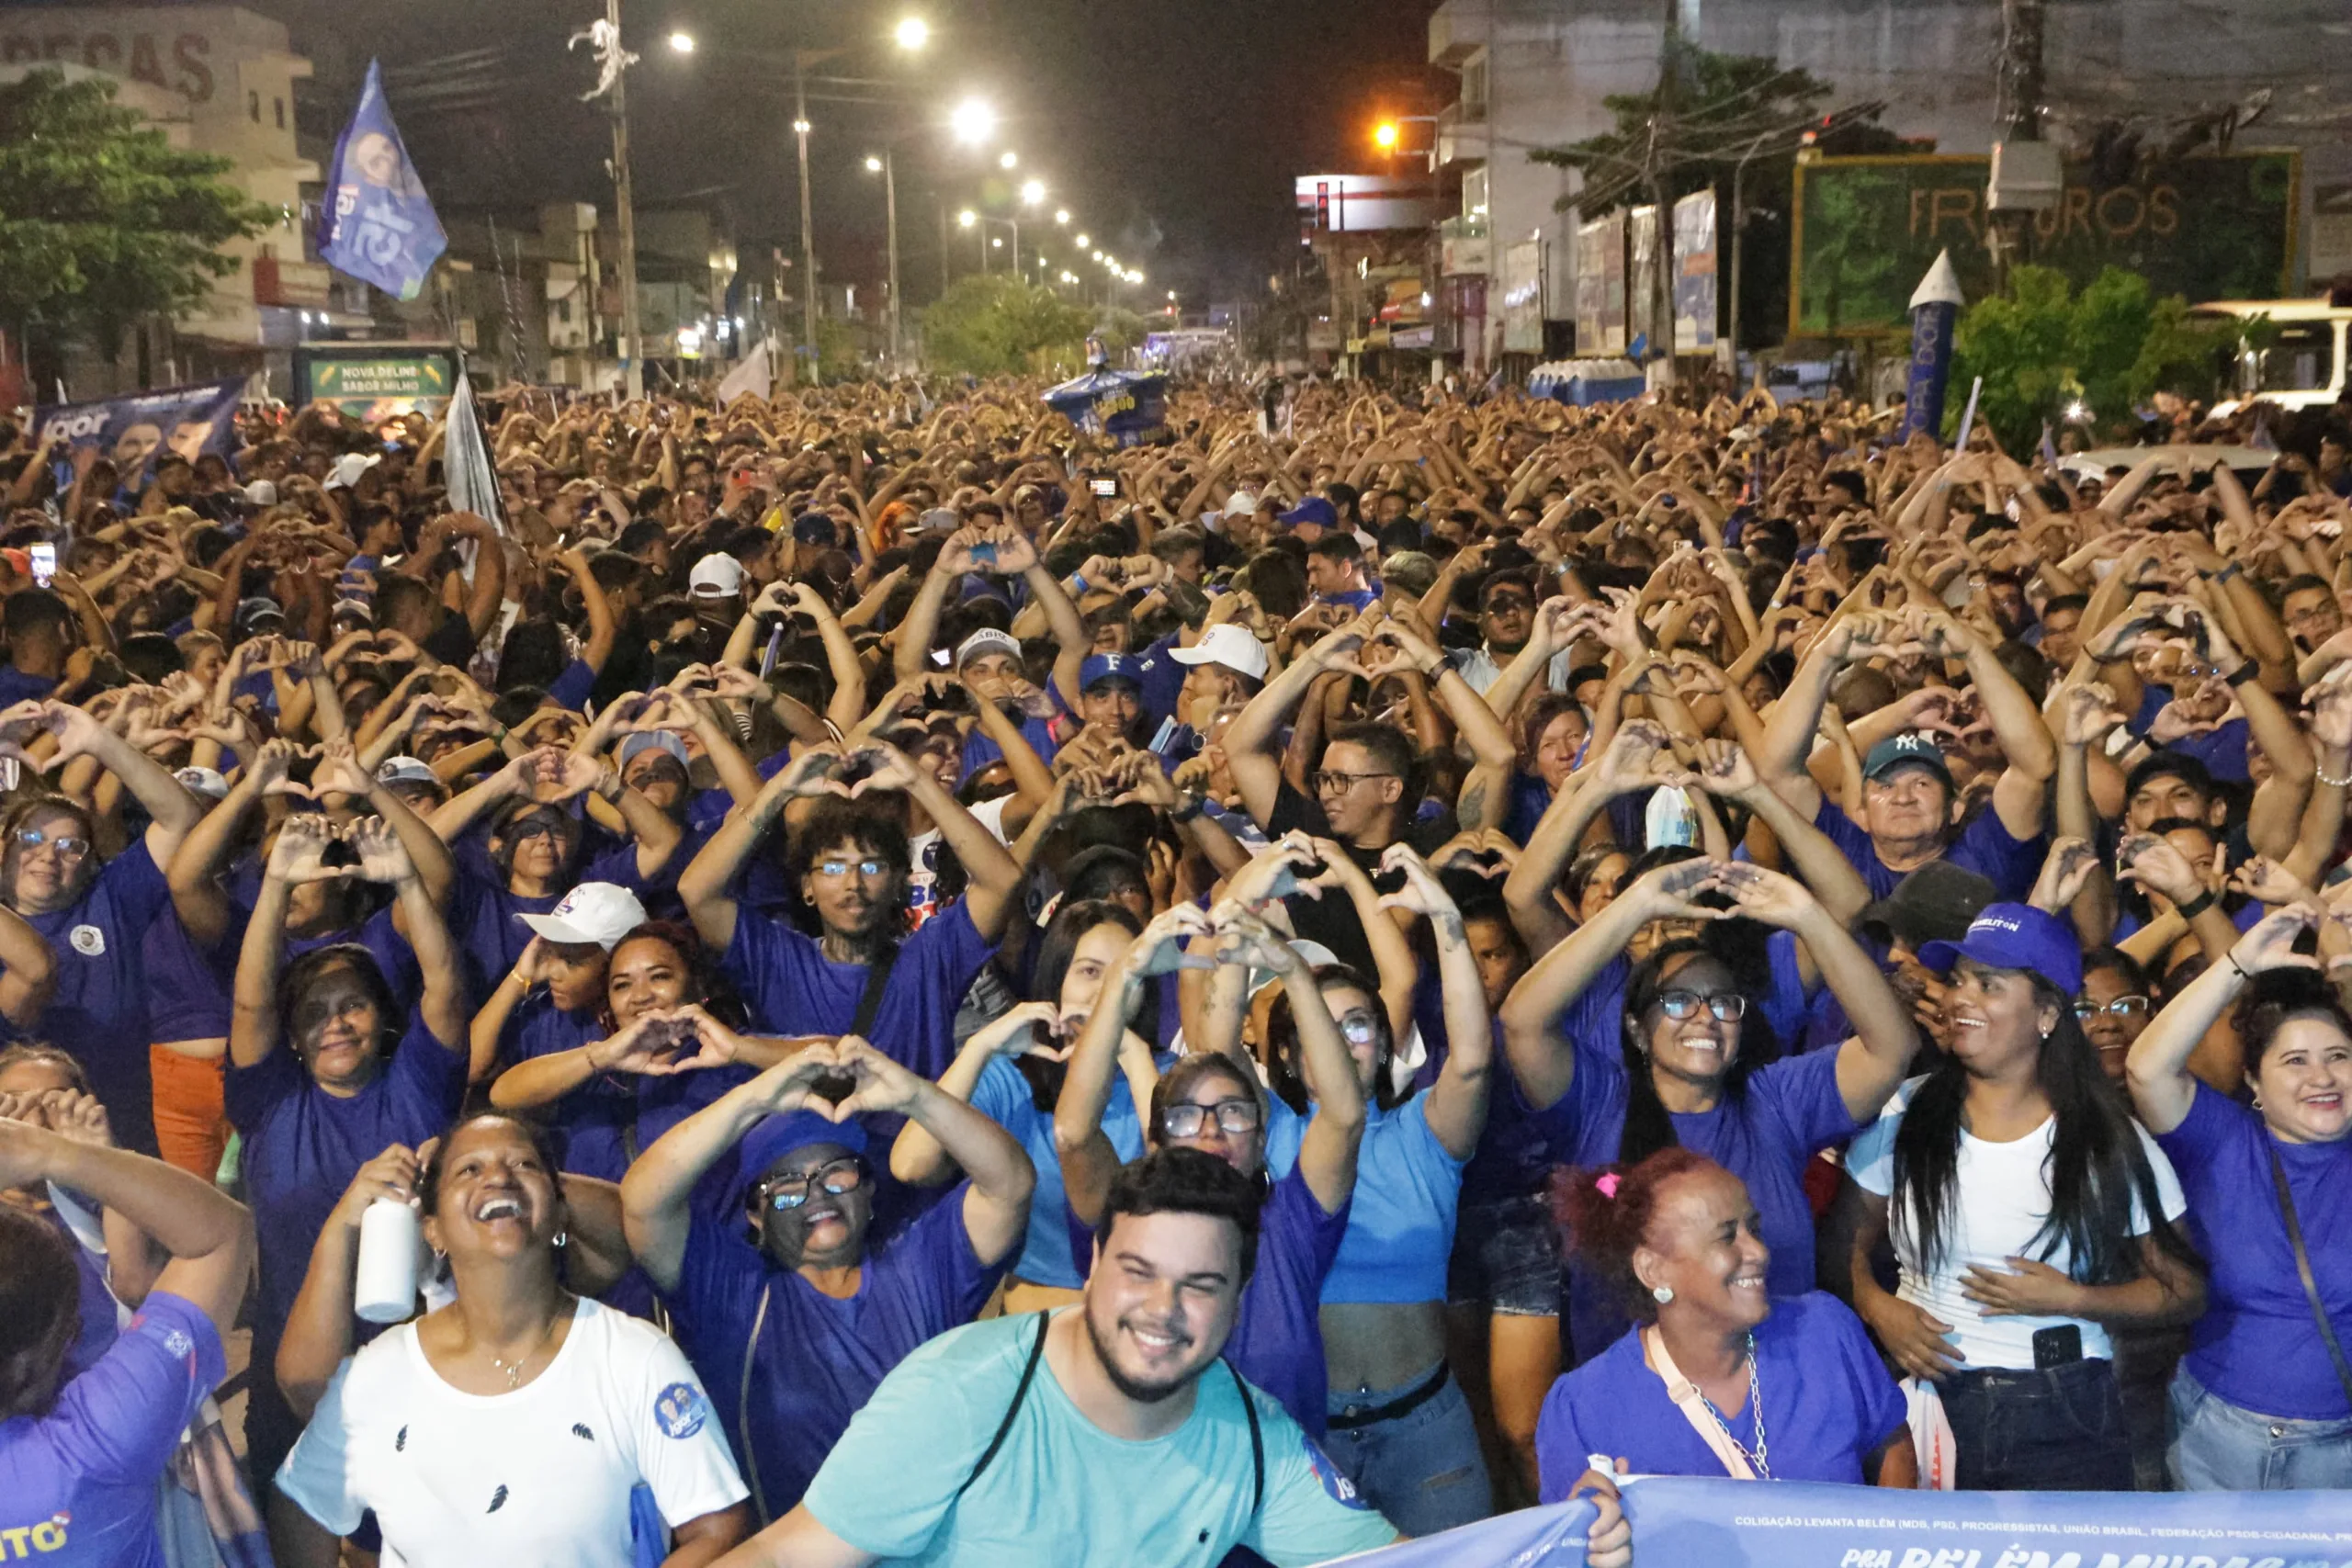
[961,713,1061,783]
[0,1292,225,1568]
[1321,1094,1466,1306]
[2156,1085,2352,1421]
[1068,1163,1351,1438]
[971,1054,1148,1289]
[224,1010,468,1348]
[547,656,598,712]
[28,842,174,1155]
[1461,1020,1566,1207]
[0,664,56,707]
[449,871,568,1005]
[1535,1032,1858,1366]
[1533,1292,1905,1496]
[1812,796,2045,903]
[721,900,992,1081]
[504,1000,750,1194]
[664,1195,1005,1519]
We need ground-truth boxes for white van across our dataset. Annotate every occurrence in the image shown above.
[2193,299,2352,416]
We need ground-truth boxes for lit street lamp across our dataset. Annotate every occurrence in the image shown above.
[999,150,1018,170]
[865,152,902,367]
[1054,209,1069,225]
[667,30,695,53]
[1074,233,1089,250]
[1019,178,1046,208]
[950,97,996,146]
[893,15,930,51]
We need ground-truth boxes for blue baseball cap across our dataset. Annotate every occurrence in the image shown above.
[1079,651,1145,692]
[738,1109,867,1193]
[1863,732,1954,789]
[1279,496,1338,530]
[1918,902,2083,995]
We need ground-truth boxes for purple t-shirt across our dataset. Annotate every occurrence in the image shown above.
[1534,1292,1905,1496]
[721,899,992,1081]
[1064,1163,1351,1438]
[148,894,420,1043]
[504,998,749,1190]
[1535,1031,1858,1367]
[223,1010,468,1347]
[1812,796,2045,903]
[28,842,174,1155]
[450,871,567,1005]
[2156,1085,2352,1420]
[664,1192,1003,1517]
[0,1292,224,1568]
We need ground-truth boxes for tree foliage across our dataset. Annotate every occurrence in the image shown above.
[922,275,1097,377]
[1950,265,2246,451]
[0,70,274,359]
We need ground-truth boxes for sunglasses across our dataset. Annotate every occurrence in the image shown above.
[1656,989,1747,1023]
[760,1155,869,1211]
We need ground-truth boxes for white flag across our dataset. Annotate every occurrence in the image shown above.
[444,361,503,534]
[718,340,773,406]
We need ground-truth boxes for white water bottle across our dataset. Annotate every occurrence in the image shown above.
[354,1198,422,1324]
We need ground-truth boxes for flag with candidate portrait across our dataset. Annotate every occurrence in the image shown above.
[319,60,447,301]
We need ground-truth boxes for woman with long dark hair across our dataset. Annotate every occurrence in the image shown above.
[1843,902,2205,1491]
[1499,856,1918,1366]
[1537,1149,1914,1496]
[2123,904,2352,1489]
[889,897,1155,1313]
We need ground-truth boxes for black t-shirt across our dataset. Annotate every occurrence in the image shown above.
[1262,777,1453,976]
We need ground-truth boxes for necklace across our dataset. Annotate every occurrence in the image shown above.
[486,1312,561,1391]
[1693,1333,1771,1480]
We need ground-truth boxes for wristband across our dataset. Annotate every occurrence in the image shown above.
[2173,888,2217,922]
[2212,562,2243,586]
[1169,795,1205,825]
[2222,660,2259,687]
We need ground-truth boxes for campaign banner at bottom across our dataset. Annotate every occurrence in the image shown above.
[1323,1476,2352,1568]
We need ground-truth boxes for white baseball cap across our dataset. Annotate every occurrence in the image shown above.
[375,756,437,787]
[243,479,278,507]
[1169,622,1271,682]
[322,453,380,491]
[688,553,746,598]
[1225,491,1260,516]
[174,766,230,801]
[517,882,648,950]
[956,627,1023,669]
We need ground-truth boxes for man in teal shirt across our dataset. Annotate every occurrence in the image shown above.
[712,1149,1404,1567]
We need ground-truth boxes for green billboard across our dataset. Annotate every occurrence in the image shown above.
[293,347,458,419]
[1790,152,2301,337]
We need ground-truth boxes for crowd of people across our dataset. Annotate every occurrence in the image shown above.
[1,367,2349,1568]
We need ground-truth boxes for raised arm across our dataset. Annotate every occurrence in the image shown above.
[0,901,54,1028]
[1215,908,1364,1214]
[231,816,338,1068]
[1225,620,1366,829]
[33,700,204,869]
[165,742,280,948]
[1378,846,1491,1159]
[2127,904,2316,1134]
[1054,908,1209,1224]
[678,747,838,953]
[351,818,468,1049]
[855,740,1021,940]
[277,1143,421,1417]
[829,1037,1034,1266]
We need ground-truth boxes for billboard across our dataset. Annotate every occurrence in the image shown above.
[292,346,458,423]
[1791,150,2301,336]
[1575,213,1626,356]
[1629,206,1659,354]
[34,378,243,490]
[1502,238,1545,355]
[1673,187,1719,351]
[1294,175,1444,235]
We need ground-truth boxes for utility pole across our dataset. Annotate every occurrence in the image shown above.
[1647,0,1681,389]
[1988,0,2049,293]
[793,53,818,385]
[605,0,643,400]
[882,146,901,369]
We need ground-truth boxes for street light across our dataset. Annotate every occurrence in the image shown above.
[1374,120,1399,150]
[893,15,929,51]
[865,152,902,367]
[792,117,812,134]
[999,150,1018,170]
[865,155,883,172]
[957,209,978,228]
[667,30,695,52]
[1019,178,1046,208]
[1074,232,1089,250]
[950,97,996,145]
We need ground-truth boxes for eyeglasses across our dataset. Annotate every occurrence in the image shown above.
[760,1156,868,1210]
[1160,1098,1261,1139]
[815,857,890,879]
[2073,995,2150,1021]
[1657,990,1747,1023]
[17,829,91,861]
[509,819,567,844]
[1337,1014,1381,1045]
[1311,770,1396,796]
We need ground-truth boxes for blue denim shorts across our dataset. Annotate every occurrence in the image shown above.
[1446,1193,1562,1316]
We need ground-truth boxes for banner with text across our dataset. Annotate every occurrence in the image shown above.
[1329,1477,2352,1568]
[1789,151,2299,337]
[34,378,243,491]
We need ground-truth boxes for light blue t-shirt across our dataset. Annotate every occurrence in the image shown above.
[971,1055,1150,1289]
[1265,1092,1469,1306]
[803,1313,1400,1568]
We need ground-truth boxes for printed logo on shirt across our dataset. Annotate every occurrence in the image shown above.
[67,924,103,957]
[0,1515,73,1555]
[1303,1436,1370,1510]
[162,1328,193,1359]
[486,1484,509,1514]
[654,1381,708,1439]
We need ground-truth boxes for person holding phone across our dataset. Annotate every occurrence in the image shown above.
[1839,904,2204,1491]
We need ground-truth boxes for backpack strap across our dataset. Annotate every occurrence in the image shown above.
[958,1311,1052,1497]
[849,941,900,1039]
[2270,1145,2352,1409]
[737,1281,775,1523]
[1227,1361,1263,1518]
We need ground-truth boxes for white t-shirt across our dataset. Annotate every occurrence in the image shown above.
[1848,1077,2187,1371]
[277,1298,747,1567]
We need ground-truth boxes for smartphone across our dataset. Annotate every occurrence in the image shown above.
[28,543,55,587]
[1091,478,1117,497]
[968,542,999,568]
[2031,1324,2084,1370]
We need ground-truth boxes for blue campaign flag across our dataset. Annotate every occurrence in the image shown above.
[1040,367,1170,448]
[1336,1475,2352,1568]
[1898,250,1964,446]
[318,60,447,301]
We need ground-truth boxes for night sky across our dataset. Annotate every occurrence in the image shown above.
[255,0,1446,307]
